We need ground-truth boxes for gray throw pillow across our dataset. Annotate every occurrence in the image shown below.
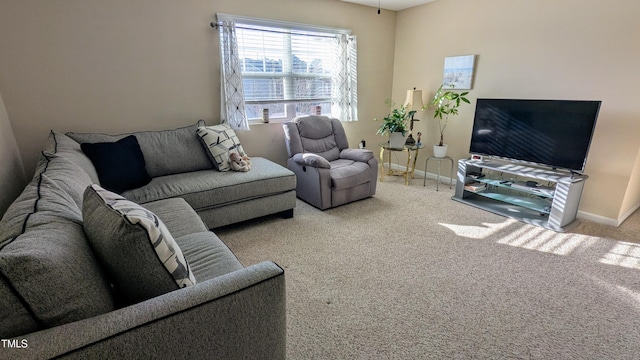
[82,184,196,305]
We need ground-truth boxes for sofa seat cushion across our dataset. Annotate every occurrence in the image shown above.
[142,198,209,238]
[83,185,196,306]
[329,159,373,191]
[122,157,296,211]
[0,175,114,338]
[175,232,243,282]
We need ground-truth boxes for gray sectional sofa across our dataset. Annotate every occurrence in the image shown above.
[0,121,294,359]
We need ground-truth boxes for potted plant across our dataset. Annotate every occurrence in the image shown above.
[426,84,470,157]
[375,99,416,149]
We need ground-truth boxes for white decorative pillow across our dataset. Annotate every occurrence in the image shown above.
[82,184,196,304]
[196,124,246,172]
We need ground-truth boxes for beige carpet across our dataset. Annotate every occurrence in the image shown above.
[216,178,640,359]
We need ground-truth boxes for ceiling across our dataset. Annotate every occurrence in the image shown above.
[340,0,435,11]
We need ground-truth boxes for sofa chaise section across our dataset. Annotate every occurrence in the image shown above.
[123,157,297,228]
[65,121,297,229]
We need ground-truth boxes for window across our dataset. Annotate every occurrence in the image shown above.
[217,14,357,122]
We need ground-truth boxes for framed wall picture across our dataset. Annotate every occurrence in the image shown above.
[443,55,476,90]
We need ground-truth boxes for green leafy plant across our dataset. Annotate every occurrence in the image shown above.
[427,84,470,146]
[375,99,417,136]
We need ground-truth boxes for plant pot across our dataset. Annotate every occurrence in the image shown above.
[433,144,448,158]
[389,132,406,149]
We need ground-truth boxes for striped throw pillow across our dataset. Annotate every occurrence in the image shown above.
[196,124,246,172]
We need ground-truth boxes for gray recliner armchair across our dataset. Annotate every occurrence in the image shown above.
[283,115,378,210]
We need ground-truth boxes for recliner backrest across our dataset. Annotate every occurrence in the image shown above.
[284,116,349,162]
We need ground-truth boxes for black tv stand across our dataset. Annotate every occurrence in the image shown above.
[452,159,588,232]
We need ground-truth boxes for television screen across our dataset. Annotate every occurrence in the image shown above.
[469,99,601,173]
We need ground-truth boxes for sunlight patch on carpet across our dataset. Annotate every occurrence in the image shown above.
[496,225,596,255]
[440,217,601,256]
[439,218,517,239]
[599,242,640,270]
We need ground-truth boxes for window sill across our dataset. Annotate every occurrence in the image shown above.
[248,118,290,125]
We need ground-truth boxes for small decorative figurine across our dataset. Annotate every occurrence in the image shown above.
[416,132,422,145]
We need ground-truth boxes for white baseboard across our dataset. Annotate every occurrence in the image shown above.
[577,211,619,227]
[386,164,457,186]
[619,203,640,224]
[578,200,640,227]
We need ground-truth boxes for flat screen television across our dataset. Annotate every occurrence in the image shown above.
[469,99,601,173]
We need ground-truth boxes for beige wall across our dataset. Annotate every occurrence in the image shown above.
[393,0,640,223]
[0,91,27,217]
[2,0,638,224]
[620,149,640,223]
[0,0,396,176]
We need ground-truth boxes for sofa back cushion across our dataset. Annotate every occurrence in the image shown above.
[66,120,212,178]
[43,131,100,184]
[0,171,115,338]
[39,152,95,208]
[0,141,96,241]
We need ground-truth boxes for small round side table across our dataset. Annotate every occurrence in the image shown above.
[423,155,454,191]
[379,142,424,185]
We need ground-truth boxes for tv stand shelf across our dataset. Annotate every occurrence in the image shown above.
[453,159,588,232]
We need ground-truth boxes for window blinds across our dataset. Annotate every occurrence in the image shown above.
[236,25,334,105]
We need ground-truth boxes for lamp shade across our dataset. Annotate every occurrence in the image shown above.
[404,89,424,112]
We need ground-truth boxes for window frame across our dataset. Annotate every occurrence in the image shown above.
[217,13,353,124]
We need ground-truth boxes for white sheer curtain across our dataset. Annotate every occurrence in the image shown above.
[331,34,358,121]
[218,21,249,130]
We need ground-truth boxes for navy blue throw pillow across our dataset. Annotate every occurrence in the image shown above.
[81,135,152,193]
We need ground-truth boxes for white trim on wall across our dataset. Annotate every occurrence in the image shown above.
[579,202,640,227]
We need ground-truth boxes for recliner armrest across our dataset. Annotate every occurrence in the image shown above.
[293,153,331,169]
[340,148,374,162]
